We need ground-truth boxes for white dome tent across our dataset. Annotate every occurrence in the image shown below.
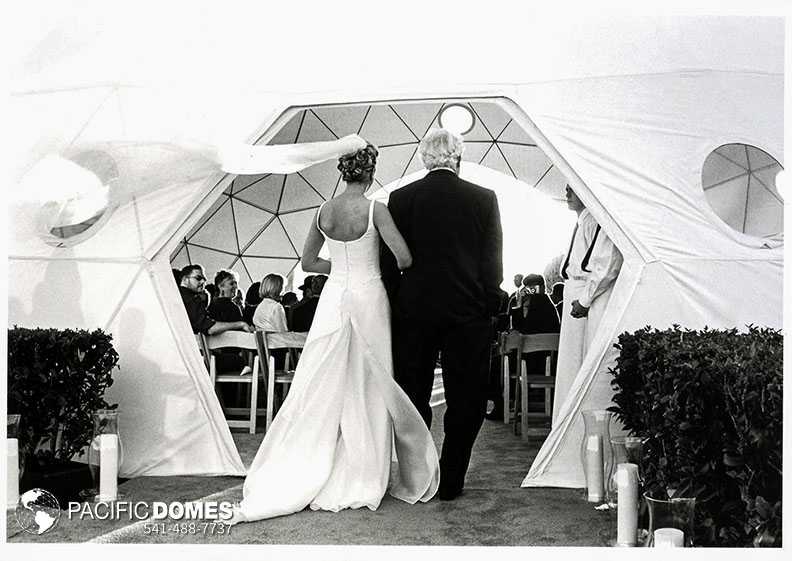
[7,9,783,484]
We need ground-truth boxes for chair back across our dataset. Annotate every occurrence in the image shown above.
[499,330,523,354]
[519,333,560,354]
[206,330,259,351]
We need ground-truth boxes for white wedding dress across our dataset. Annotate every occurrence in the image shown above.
[234,200,439,522]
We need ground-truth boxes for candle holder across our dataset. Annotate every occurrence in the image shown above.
[81,409,124,503]
[7,415,21,509]
[606,436,644,508]
[642,493,696,547]
[606,463,640,547]
[579,410,613,504]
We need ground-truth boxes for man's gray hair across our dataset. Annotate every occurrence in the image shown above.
[418,129,464,170]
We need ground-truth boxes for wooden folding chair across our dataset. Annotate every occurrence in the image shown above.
[517,332,560,439]
[498,330,523,424]
[205,330,263,434]
[256,331,307,432]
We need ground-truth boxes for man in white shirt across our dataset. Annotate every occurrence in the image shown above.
[552,186,622,425]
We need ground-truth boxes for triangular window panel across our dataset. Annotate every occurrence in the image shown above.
[499,144,552,185]
[403,150,426,177]
[232,199,275,249]
[479,144,514,177]
[747,146,780,170]
[267,112,303,145]
[280,174,324,213]
[457,106,493,142]
[358,105,418,146]
[235,174,284,213]
[497,120,535,145]
[185,194,228,240]
[705,175,749,232]
[375,144,419,186]
[170,243,191,270]
[745,175,784,237]
[752,165,783,201]
[280,208,319,257]
[312,106,369,138]
[391,103,443,139]
[184,245,237,278]
[702,156,750,189]
[243,219,298,258]
[534,165,568,201]
[242,257,299,281]
[469,102,511,140]
[188,199,238,254]
[296,110,337,143]
[298,159,338,201]
[714,145,749,170]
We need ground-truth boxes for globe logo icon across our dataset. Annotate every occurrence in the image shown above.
[15,488,61,535]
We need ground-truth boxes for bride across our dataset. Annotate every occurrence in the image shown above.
[231,142,440,523]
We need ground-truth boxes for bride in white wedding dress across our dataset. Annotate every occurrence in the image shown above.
[231,143,439,523]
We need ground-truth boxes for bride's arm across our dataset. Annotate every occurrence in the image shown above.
[301,217,331,274]
[373,202,412,270]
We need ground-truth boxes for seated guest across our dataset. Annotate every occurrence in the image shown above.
[243,281,263,325]
[179,264,252,335]
[516,274,560,335]
[172,268,183,285]
[289,274,327,332]
[296,275,315,304]
[208,269,244,322]
[252,274,288,332]
[281,291,298,308]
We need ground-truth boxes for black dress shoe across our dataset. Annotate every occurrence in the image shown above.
[438,488,464,501]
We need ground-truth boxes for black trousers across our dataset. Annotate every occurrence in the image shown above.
[392,313,492,494]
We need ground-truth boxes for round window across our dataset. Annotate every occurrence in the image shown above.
[702,144,783,238]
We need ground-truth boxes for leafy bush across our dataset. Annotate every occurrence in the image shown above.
[608,325,782,547]
[7,327,120,470]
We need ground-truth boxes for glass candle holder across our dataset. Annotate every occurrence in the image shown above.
[85,409,124,502]
[606,436,644,507]
[579,410,613,504]
[643,493,696,547]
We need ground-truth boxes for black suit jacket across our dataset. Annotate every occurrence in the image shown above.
[381,169,503,324]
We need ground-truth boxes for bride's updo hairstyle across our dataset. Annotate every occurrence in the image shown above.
[338,143,378,184]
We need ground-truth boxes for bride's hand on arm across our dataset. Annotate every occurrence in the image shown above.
[301,218,331,274]
[373,202,412,270]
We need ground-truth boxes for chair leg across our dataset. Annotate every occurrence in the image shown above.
[520,360,529,441]
[544,357,553,417]
[266,356,275,432]
[249,356,259,434]
[502,354,510,425]
[210,355,217,386]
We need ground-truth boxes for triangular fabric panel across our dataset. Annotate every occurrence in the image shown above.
[242,257,299,281]
[235,174,284,213]
[244,219,298,258]
[499,144,553,185]
[185,195,229,240]
[403,148,425,177]
[375,144,420,186]
[752,165,783,199]
[280,174,325,212]
[296,110,337,143]
[462,142,493,165]
[391,103,443,138]
[312,105,369,137]
[267,111,303,145]
[170,243,190,270]
[187,199,238,253]
[714,145,749,169]
[280,208,319,256]
[747,145,779,169]
[184,245,237,276]
[457,105,494,141]
[705,175,749,232]
[534,164,569,201]
[232,198,275,250]
[299,159,339,200]
[470,102,511,139]
[233,174,271,194]
[479,144,515,177]
[703,155,750,189]
[497,119,535,144]
[359,105,418,146]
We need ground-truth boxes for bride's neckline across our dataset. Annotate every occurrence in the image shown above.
[317,200,373,244]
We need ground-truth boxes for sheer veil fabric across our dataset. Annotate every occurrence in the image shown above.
[236,200,439,521]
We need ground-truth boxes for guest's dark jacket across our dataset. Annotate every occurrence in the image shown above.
[381,169,503,324]
[208,297,244,323]
[179,286,215,334]
[515,294,560,334]
[289,297,319,332]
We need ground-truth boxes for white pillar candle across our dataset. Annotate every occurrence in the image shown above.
[7,439,19,508]
[585,435,604,502]
[654,527,685,548]
[616,463,638,546]
[98,434,118,501]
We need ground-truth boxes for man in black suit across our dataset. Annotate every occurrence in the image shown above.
[382,129,503,501]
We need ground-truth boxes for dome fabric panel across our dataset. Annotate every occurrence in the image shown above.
[312,106,369,138]
[183,245,238,277]
[234,174,284,212]
[298,159,341,200]
[243,218,297,258]
[358,105,418,146]
[279,174,324,212]
[187,199,238,254]
[280,208,319,256]
[242,256,298,281]
[232,198,275,250]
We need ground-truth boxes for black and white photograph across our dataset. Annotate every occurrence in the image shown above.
[2,1,788,559]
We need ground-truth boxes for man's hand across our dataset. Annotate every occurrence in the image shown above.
[570,299,589,318]
[239,322,254,333]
